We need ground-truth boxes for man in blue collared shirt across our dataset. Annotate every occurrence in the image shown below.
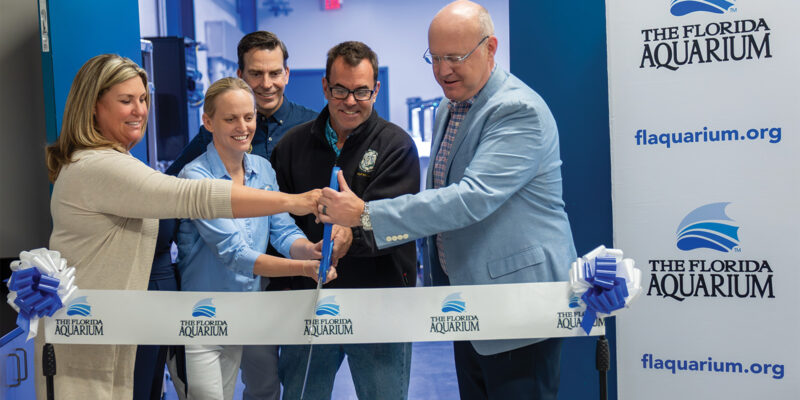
[166,31,317,176]
[164,31,317,400]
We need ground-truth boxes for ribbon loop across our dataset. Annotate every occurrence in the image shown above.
[5,248,78,340]
[569,245,642,335]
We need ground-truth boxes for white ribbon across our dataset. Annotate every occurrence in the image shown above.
[43,282,605,345]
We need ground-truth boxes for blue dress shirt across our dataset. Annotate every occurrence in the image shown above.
[176,142,307,292]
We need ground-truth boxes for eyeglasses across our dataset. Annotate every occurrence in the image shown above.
[328,85,376,102]
[423,36,489,65]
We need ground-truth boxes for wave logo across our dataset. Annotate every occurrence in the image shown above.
[315,296,340,316]
[670,0,736,16]
[676,202,740,252]
[441,293,466,313]
[66,296,91,317]
[192,298,216,318]
[569,295,581,309]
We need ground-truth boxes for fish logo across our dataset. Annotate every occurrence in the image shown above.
[441,293,466,313]
[670,0,736,16]
[315,296,340,316]
[192,298,216,318]
[676,202,740,252]
[66,296,91,317]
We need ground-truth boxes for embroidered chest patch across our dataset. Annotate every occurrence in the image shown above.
[359,149,378,174]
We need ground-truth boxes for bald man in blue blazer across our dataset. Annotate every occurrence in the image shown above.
[318,1,576,399]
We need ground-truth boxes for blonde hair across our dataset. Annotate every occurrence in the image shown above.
[45,54,149,182]
[203,77,254,118]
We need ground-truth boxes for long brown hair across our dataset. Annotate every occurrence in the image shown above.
[45,54,149,182]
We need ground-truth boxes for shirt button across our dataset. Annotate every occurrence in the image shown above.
[268,137,273,141]
[386,236,392,242]
[403,234,409,239]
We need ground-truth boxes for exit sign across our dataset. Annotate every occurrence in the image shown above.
[325,0,341,10]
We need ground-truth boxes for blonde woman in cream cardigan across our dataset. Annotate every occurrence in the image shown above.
[36,54,320,400]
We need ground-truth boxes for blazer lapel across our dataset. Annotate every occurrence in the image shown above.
[441,68,505,183]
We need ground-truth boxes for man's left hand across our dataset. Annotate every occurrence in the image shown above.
[319,171,364,227]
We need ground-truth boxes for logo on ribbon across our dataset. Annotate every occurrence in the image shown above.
[315,296,340,316]
[179,298,228,337]
[192,298,216,318]
[430,293,479,335]
[66,296,91,317]
[676,202,740,253]
[670,0,736,16]
[441,293,466,313]
[55,296,104,337]
[304,296,352,337]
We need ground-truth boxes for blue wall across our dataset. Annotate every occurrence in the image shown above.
[509,1,616,399]
[42,0,145,161]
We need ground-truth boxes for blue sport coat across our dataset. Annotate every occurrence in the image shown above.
[370,67,576,355]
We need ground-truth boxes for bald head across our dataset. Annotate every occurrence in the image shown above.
[430,1,494,39]
[427,0,497,102]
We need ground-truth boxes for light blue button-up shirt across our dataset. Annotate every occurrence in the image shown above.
[176,142,306,292]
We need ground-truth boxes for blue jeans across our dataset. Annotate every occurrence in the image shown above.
[279,343,411,400]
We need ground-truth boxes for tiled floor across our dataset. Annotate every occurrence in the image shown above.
[163,341,458,399]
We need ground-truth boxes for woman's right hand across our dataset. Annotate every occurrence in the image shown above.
[301,260,337,283]
[290,189,321,216]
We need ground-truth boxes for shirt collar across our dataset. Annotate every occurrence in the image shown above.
[204,142,256,179]
[260,96,291,126]
[447,64,498,111]
[448,95,476,113]
[324,118,341,157]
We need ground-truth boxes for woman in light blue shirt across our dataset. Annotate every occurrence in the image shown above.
[176,77,337,400]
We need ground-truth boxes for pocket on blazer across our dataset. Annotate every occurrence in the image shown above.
[487,245,545,279]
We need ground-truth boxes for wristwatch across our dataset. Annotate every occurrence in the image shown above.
[360,202,373,231]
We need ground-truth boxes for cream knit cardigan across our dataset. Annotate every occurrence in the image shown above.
[35,148,233,399]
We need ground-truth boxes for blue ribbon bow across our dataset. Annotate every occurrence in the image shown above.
[7,267,63,335]
[579,257,629,334]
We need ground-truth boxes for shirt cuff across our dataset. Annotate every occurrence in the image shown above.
[236,246,262,277]
[280,234,308,259]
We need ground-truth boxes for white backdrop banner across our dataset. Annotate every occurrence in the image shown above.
[608,0,799,398]
[42,282,604,345]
